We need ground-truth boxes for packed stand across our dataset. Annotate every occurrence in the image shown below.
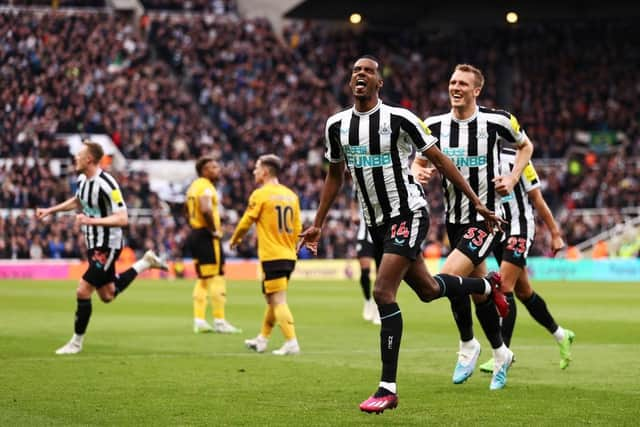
[0,10,221,161]
[140,0,237,13]
[148,14,343,214]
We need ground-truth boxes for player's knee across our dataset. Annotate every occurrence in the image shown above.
[372,286,394,305]
[99,295,114,303]
[76,285,91,299]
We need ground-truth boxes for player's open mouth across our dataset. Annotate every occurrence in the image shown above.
[355,79,367,89]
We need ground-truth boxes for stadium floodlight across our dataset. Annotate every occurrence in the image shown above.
[350,13,362,25]
[506,11,519,24]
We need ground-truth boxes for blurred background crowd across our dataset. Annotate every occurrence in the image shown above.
[1,0,639,261]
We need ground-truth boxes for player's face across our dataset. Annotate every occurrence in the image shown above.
[203,161,221,182]
[349,58,383,100]
[253,160,267,185]
[74,146,91,174]
[449,70,481,109]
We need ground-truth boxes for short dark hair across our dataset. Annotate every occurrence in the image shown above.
[82,140,104,163]
[357,54,382,76]
[195,156,215,177]
[258,154,282,176]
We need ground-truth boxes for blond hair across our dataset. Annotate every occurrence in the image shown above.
[455,64,485,89]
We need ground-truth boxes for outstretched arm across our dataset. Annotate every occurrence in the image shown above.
[298,161,346,254]
[35,197,80,220]
[528,187,565,255]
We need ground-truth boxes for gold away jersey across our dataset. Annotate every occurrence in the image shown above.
[186,177,221,232]
[232,183,301,261]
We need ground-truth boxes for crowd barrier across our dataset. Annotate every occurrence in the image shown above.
[1,258,638,282]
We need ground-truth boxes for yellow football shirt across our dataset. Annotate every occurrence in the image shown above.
[231,183,301,261]
[185,177,221,232]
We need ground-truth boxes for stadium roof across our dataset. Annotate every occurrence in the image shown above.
[284,0,640,28]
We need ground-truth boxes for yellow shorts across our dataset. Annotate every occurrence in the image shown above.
[263,276,288,294]
[261,259,295,294]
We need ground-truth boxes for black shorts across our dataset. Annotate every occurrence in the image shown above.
[356,238,374,258]
[446,222,502,266]
[83,247,121,288]
[188,228,225,278]
[493,234,531,268]
[368,209,429,264]
[261,259,296,294]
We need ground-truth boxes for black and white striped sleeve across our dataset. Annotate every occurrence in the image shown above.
[98,171,127,211]
[395,108,438,153]
[324,113,344,163]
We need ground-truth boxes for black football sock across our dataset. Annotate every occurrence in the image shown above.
[522,292,558,334]
[501,292,517,347]
[360,268,371,300]
[435,273,487,298]
[475,298,504,349]
[450,295,474,342]
[378,302,402,384]
[114,268,138,296]
[75,298,92,335]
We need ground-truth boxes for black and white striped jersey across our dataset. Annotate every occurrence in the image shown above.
[75,168,126,249]
[500,146,540,238]
[325,100,437,227]
[420,105,527,224]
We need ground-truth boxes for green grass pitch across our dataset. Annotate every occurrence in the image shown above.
[1,278,639,426]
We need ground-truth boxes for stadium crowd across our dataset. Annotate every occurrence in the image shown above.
[1,6,639,260]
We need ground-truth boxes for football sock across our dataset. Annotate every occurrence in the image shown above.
[74,298,92,335]
[552,326,566,342]
[209,276,227,320]
[114,268,137,296]
[379,302,402,383]
[377,381,397,395]
[522,292,558,334]
[501,292,517,347]
[192,279,208,319]
[360,268,371,300]
[475,298,504,349]
[273,303,296,340]
[450,295,474,341]
[260,305,275,338]
[435,274,488,298]
[71,333,84,345]
[132,257,150,273]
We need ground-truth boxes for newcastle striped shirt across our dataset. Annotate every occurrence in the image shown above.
[75,168,126,249]
[325,100,437,227]
[420,105,527,224]
[500,146,539,239]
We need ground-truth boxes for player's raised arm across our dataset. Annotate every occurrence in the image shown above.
[423,144,504,232]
